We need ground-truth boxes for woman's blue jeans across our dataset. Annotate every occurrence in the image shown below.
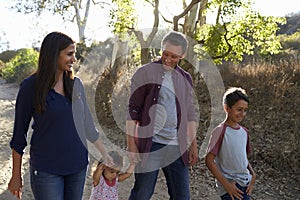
[128,142,190,200]
[30,166,87,200]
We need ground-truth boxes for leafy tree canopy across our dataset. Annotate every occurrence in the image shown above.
[196,10,285,63]
[109,0,286,65]
[1,48,38,83]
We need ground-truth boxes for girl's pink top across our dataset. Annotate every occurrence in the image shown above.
[89,175,118,200]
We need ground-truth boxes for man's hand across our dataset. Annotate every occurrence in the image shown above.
[126,120,140,164]
[187,121,198,166]
[188,143,198,166]
[127,142,141,164]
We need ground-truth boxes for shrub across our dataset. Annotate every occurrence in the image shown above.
[0,50,18,63]
[0,60,5,76]
[1,48,38,84]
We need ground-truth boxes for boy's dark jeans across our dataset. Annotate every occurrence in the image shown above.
[221,182,250,200]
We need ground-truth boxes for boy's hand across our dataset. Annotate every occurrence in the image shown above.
[246,176,256,195]
[224,181,244,200]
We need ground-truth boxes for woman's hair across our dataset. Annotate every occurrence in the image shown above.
[223,87,249,108]
[35,32,75,113]
[161,31,188,55]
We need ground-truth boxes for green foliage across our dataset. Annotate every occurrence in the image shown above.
[107,0,286,65]
[278,12,300,35]
[14,0,74,16]
[0,50,18,63]
[207,0,245,16]
[196,10,286,64]
[109,0,137,40]
[254,32,300,64]
[1,48,38,83]
[279,31,300,52]
[0,60,5,75]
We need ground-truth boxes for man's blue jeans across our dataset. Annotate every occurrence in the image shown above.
[30,166,87,200]
[128,142,190,200]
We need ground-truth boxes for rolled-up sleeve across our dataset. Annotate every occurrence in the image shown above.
[83,95,99,143]
[10,78,34,155]
[126,68,148,121]
[73,78,99,143]
[186,74,197,122]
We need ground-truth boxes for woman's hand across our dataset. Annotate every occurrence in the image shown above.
[8,176,22,199]
[102,154,114,168]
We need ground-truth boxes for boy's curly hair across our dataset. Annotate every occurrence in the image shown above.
[223,87,249,108]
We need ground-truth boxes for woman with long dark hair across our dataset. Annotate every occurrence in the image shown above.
[8,32,111,200]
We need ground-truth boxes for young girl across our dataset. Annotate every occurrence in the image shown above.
[89,151,135,200]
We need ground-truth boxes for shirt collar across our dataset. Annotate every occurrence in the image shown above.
[157,59,179,74]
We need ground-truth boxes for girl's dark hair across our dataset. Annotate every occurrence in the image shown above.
[35,32,75,113]
[223,87,249,108]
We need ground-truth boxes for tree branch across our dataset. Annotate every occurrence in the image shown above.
[212,20,232,59]
[83,0,91,28]
[173,0,201,31]
[145,0,159,45]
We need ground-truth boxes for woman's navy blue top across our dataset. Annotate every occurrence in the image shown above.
[10,75,99,175]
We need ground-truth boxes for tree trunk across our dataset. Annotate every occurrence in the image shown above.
[141,48,151,65]
[74,0,91,43]
[111,39,128,78]
[198,0,207,26]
